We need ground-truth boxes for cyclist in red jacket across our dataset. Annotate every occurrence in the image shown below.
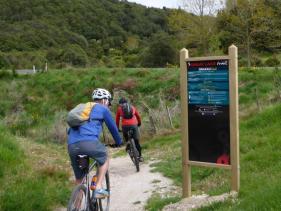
[116,97,143,162]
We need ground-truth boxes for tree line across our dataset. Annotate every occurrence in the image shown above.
[0,0,280,69]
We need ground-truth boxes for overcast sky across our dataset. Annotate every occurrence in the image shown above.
[127,0,181,9]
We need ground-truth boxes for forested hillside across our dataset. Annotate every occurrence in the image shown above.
[0,0,281,69]
[0,0,173,69]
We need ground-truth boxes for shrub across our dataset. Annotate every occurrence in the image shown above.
[265,57,280,67]
[46,48,62,63]
[125,54,139,67]
[60,44,89,67]
[251,55,263,67]
[238,58,248,67]
[0,52,10,69]
[0,70,13,79]
[140,34,177,67]
[48,111,68,144]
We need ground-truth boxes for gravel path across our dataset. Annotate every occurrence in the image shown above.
[109,156,176,211]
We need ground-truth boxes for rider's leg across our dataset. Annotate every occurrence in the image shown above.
[95,158,109,190]
[133,126,142,156]
[68,142,86,184]
[134,138,142,156]
[122,126,129,151]
[75,178,82,184]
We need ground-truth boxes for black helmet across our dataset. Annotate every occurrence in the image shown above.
[119,97,127,105]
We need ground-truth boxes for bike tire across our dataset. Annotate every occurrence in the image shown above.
[67,184,90,211]
[91,171,110,211]
[129,138,140,172]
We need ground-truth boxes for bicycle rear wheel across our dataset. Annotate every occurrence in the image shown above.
[91,171,110,211]
[129,138,140,172]
[67,184,89,211]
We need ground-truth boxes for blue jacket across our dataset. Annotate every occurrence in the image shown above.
[68,103,122,145]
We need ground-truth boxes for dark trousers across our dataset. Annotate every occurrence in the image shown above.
[122,125,142,156]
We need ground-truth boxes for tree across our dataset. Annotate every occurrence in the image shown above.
[60,44,89,67]
[140,33,176,67]
[169,0,224,55]
[181,0,224,16]
[217,0,279,67]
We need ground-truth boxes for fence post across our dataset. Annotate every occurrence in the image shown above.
[166,105,174,129]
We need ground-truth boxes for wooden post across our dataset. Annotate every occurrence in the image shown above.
[229,45,240,192]
[180,48,191,197]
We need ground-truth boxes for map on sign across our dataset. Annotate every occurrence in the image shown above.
[188,60,229,107]
[187,60,230,164]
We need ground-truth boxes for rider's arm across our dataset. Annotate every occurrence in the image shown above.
[104,107,122,145]
[115,106,121,129]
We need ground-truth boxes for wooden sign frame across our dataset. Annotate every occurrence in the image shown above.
[180,45,239,197]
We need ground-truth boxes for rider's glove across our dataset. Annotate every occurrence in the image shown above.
[117,142,124,147]
[137,123,141,127]
[110,143,123,148]
[109,144,118,148]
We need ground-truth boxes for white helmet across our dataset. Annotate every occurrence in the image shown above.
[92,88,112,100]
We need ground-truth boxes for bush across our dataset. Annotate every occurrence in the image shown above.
[239,58,248,67]
[0,52,10,69]
[0,70,13,79]
[140,34,177,67]
[265,57,280,67]
[125,54,140,67]
[251,55,263,67]
[60,44,89,67]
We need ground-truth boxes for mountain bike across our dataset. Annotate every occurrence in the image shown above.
[126,129,140,172]
[67,155,110,211]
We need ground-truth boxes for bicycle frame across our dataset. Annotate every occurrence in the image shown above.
[80,159,98,207]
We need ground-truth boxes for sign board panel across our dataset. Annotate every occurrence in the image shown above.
[180,45,239,197]
[187,60,230,164]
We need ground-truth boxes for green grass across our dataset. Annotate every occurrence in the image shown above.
[0,125,23,178]
[0,67,181,138]
[0,126,71,211]
[145,194,181,211]
[1,67,280,139]
[145,103,281,210]
[1,67,281,210]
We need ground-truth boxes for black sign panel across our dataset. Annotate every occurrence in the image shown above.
[187,60,230,165]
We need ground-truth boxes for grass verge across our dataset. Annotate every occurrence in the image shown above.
[0,126,72,211]
[145,104,281,210]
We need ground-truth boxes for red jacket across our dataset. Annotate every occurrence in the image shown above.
[116,105,141,128]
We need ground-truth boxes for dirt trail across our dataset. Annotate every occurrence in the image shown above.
[109,156,176,211]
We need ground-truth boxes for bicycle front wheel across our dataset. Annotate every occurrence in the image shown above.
[67,184,89,211]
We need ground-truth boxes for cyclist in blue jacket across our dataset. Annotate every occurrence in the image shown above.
[68,88,122,199]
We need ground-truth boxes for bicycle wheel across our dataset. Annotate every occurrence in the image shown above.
[129,138,140,172]
[67,184,89,211]
[90,171,110,211]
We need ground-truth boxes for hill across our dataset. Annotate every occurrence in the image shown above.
[0,0,174,69]
[1,0,281,69]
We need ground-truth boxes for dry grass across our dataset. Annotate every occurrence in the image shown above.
[17,137,71,177]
